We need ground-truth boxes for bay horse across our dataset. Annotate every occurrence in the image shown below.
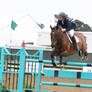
[50,26,88,66]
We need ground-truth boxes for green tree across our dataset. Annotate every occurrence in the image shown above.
[73,19,91,31]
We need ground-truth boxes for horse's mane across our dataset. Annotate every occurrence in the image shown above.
[52,26,62,31]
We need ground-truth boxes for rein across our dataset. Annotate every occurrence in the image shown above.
[65,32,72,43]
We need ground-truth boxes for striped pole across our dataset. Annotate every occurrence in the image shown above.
[42,82,92,88]
[26,59,92,67]
[41,91,57,92]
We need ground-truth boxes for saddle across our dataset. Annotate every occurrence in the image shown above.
[66,33,79,43]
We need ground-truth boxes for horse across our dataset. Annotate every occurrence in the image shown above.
[50,26,88,66]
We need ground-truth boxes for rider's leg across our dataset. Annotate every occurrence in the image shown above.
[72,36,80,51]
[68,30,83,57]
[67,29,80,51]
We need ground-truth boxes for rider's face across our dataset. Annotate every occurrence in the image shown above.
[58,17,63,21]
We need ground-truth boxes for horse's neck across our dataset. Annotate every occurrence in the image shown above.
[56,33,69,48]
[56,32,65,46]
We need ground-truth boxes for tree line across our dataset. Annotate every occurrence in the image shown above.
[73,19,92,32]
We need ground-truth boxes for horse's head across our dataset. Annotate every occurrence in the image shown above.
[50,26,57,48]
[50,25,64,48]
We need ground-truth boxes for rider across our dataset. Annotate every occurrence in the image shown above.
[55,12,80,52]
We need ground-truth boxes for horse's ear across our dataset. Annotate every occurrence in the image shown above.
[50,25,53,30]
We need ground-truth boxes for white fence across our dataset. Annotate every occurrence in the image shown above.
[37,32,92,53]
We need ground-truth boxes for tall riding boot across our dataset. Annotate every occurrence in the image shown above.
[72,36,82,57]
[72,36,80,51]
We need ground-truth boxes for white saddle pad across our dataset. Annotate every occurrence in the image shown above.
[66,33,79,43]
[75,36,79,43]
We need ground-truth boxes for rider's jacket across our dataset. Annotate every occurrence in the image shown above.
[57,18,76,32]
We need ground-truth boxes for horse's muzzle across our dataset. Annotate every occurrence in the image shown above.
[51,44,55,48]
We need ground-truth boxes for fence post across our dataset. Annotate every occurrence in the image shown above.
[17,48,25,92]
[37,49,43,92]
[0,47,5,91]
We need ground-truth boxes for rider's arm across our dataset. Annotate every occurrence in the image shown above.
[65,19,72,32]
[57,20,62,27]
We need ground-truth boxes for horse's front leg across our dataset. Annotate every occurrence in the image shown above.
[60,54,63,65]
[51,52,56,66]
[60,52,67,65]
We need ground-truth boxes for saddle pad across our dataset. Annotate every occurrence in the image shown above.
[75,36,79,43]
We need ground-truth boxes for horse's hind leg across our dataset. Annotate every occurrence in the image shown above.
[77,48,83,58]
[84,51,88,60]
[51,52,56,66]
[81,50,88,60]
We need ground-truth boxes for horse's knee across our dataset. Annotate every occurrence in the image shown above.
[51,52,54,58]
[60,54,62,59]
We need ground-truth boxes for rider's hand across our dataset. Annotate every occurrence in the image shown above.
[62,29,66,32]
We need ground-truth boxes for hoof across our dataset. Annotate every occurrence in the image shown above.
[81,56,88,60]
[52,63,56,67]
[60,61,65,65]
[81,56,84,60]
[60,64,64,69]
[61,64,64,67]
[84,56,88,60]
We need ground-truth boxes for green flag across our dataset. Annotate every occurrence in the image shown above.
[11,20,17,30]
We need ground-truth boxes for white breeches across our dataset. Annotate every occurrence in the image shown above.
[67,29,74,37]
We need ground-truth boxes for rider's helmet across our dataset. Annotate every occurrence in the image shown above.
[54,12,67,19]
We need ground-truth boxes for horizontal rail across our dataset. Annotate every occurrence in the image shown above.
[43,69,92,80]
[3,71,18,74]
[7,89,17,91]
[42,82,92,88]
[26,59,92,66]
[24,88,37,91]
[41,91,57,92]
